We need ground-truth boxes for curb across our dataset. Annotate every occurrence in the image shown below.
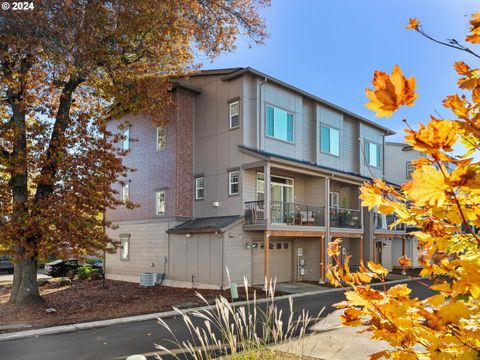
[0,277,424,342]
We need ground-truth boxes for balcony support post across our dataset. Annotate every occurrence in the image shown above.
[263,231,270,289]
[319,235,325,284]
[324,177,331,277]
[264,163,271,225]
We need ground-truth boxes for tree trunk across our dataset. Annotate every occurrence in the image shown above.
[9,256,42,306]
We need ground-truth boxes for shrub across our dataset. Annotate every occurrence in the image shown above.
[77,265,93,281]
[155,277,322,359]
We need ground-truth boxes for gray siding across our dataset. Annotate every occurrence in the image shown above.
[385,143,421,185]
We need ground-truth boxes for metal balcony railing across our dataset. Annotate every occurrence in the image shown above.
[244,201,325,226]
[374,212,405,231]
[329,207,362,228]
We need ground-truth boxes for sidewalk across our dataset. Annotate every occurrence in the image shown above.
[274,310,392,359]
[0,271,50,285]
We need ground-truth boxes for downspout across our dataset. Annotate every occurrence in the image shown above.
[217,230,226,290]
[258,77,268,150]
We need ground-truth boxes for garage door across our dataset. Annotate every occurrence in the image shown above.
[252,240,292,284]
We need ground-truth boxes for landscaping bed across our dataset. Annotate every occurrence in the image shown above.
[0,279,278,333]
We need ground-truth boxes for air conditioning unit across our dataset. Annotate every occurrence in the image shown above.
[139,272,157,287]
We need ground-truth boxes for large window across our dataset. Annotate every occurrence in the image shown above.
[195,177,204,200]
[229,101,240,129]
[155,191,165,215]
[120,235,130,261]
[228,171,239,196]
[121,183,130,203]
[320,126,340,156]
[156,126,167,150]
[266,106,294,142]
[406,161,414,179]
[365,141,381,168]
[122,128,130,151]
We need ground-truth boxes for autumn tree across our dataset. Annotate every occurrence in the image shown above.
[0,0,269,306]
[328,14,480,359]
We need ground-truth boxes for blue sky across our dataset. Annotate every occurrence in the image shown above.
[201,0,479,146]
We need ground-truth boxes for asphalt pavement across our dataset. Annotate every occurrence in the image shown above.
[0,279,435,360]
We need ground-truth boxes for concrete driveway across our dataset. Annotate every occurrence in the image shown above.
[0,271,50,284]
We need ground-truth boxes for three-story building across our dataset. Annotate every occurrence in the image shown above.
[105,67,407,288]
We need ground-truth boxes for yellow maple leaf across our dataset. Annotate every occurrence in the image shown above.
[406,18,420,30]
[328,238,342,257]
[408,166,449,207]
[359,183,383,210]
[466,12,480,44]
[437,301,471,326]
[365,65,418,118]
[367,261,389,275]
[404,118,458,154]
[443,94,470,119]
[398,255,412,268]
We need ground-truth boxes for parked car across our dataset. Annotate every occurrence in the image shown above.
[0,255,13,273]
[44,258,103,278]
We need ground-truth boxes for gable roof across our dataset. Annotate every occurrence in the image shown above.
[196,67,395,135]
[167,215,243,234]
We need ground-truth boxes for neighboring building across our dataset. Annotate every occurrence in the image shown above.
[383,142,423,268]
[105,67,408,288]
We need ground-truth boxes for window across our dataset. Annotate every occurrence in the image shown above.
[284,243,289,249]
[156,126,167,150]
[156,191,165,215]
[329,191,340,208]
[266,106,294,142]
[320,126,340,156]
[122,128,130,151]
[229,101,240,129]
[122,183,129,203]
[276,243,282,249]
[195,177,204,200]
[120,235,130,261]
[365,141,381,168]
[229,171,239,196]
[406,161,414,179]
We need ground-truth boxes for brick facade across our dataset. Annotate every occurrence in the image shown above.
[175,89,194,217]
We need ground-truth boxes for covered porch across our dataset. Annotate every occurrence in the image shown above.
[252,229,365,285]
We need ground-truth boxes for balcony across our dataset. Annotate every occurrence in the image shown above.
[329,207,362,228]
[245,201,325,227]
[374,213,405,231]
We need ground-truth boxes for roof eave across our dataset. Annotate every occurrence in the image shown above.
[220,67,395,136]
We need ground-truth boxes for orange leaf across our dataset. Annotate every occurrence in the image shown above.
[365,65,418,118]
[367,261,389,276]
[406,18,420,30]
[466,12,480,44]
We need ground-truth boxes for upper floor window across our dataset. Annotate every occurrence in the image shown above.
[121,183,130,203]
[156,190,165,215]
[406,161,414,179]
[156,126,167,150]
[122,128,130,151]
[365,141,381,168]
[266,106,294,142]
[229,101,240,129]
[320,126,340,156]
[120,234,130,261]
[195,177,204,200]
[229,171,239,196]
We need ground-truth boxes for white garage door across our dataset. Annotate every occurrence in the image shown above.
[252,240,292,284]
